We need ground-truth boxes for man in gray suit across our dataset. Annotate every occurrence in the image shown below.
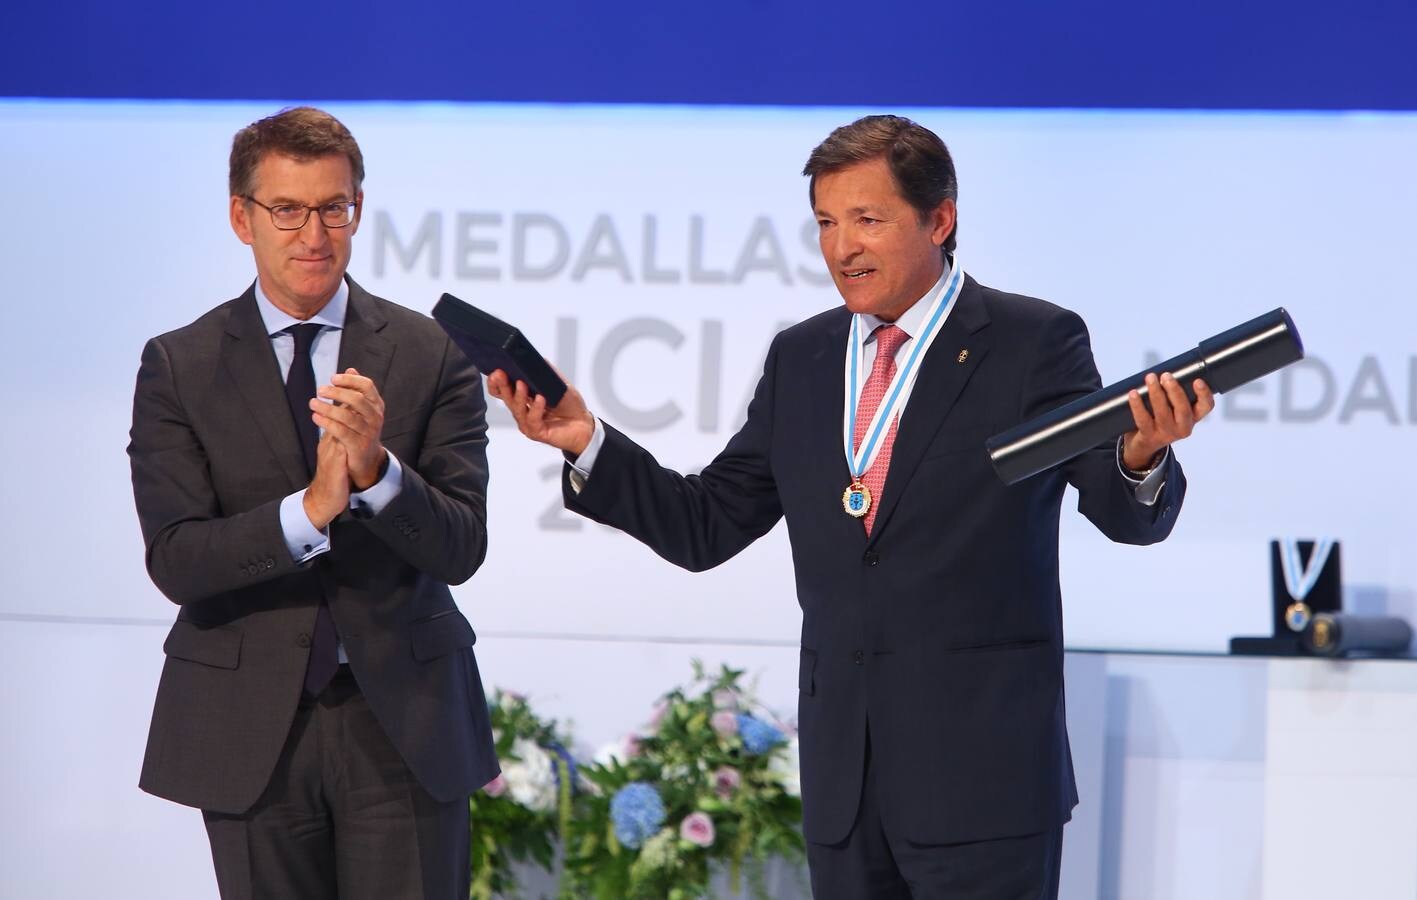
[128,106,497,899]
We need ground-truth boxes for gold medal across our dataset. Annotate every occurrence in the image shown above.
[1284,600,1312,632]
[842,481,871,518]
[1279,539,1335,635]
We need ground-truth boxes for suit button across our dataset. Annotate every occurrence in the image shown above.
[247,565,259,576]
[863,551,879,567]
[296,633,311,648]
[854,650,864,665]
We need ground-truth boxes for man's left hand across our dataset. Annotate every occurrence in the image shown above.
[312,367,387,490]
[1122,372,1215,471]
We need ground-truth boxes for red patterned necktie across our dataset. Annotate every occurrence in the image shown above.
[852,324,909,534]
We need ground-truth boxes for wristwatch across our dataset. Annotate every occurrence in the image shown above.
[1118,436,1164,479]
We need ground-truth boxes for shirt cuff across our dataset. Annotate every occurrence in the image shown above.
[1115,438,1169,507]
[280,489,331,563]
[350,451,403,518]
[566,418,605,495]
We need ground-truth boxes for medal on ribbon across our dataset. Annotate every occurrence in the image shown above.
[841,261,965,518]
[1279,537,1335,632]
[841,481,872,518]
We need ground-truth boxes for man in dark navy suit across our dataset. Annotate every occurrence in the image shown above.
[489,115,1213,899]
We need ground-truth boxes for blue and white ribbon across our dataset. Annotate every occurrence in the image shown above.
[842,261,966,481]
[1279,537,1335,601]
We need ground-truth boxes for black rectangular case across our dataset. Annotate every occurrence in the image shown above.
[432,293,567,407]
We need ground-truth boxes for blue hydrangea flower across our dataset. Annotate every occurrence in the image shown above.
[610,782,665,848]
[737,714,785,754]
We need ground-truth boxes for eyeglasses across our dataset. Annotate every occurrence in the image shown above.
[245,196,359,231]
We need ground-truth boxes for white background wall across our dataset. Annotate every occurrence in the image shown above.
[1,100,1415,897]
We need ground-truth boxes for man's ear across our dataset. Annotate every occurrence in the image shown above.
[230,195,254,246]
[931,198,957,248]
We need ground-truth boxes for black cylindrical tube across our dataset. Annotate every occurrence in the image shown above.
[985,308,1303,486]
[1302,613,1414,657]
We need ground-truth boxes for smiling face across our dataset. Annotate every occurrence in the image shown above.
[813,156,955,322]
[230,152,362,319]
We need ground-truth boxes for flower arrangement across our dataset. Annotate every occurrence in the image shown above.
[468,689,576,900]
[560,662,804,899]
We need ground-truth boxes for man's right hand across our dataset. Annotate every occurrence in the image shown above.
[485,370,596,457]
[303,432,351,530]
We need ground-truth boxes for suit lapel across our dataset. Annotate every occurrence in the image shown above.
[866,278,992,545]
[336,278,395,392]
[807,310,874,548]
[220,286,310,491]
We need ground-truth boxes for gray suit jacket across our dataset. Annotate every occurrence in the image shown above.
[129,278,498,814]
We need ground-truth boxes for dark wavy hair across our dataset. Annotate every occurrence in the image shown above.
[803,114,958,254]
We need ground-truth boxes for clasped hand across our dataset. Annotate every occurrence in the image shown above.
[302,368,387,529]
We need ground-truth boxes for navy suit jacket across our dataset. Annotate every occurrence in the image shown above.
[129,279,498,814]
[565,275,1184,845]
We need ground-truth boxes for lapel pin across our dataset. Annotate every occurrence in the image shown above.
[957,349,969,363]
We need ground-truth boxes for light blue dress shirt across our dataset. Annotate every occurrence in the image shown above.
[253,279,405,564]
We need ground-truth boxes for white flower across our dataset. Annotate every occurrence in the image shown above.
[592,733,641,769]
[502,738,558,813]
[768,735,801,798]
[661,762,692,782]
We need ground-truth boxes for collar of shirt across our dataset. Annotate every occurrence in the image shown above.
[855,262,952,351]
[254,278,350,337]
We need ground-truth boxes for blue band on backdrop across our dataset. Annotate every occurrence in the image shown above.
[4,0,1417,110]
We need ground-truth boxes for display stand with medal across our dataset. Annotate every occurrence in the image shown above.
[841,260,965,521]
[1229,538,1343,655]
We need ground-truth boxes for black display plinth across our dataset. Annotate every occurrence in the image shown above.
[1229,539,1342,657]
